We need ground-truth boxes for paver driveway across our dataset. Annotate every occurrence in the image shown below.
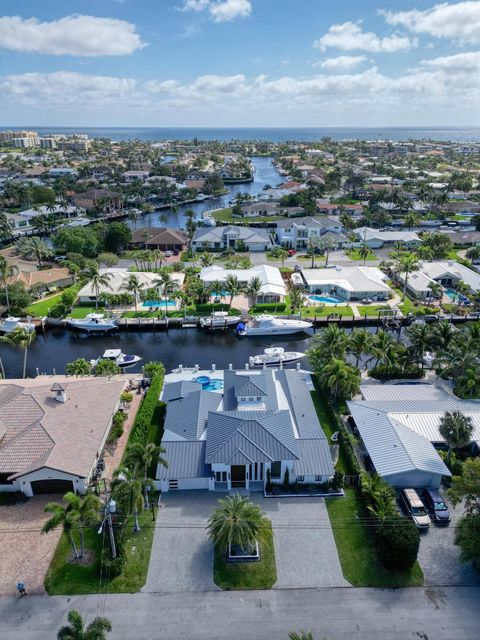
[144,492,218,593]
[0,496,62,596]
[255,496,350,589]
[418,501,480,586]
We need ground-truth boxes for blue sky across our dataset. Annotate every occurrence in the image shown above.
[1,0,480,126]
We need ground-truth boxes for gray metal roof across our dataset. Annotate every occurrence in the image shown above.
[276,369,326,439]
[159,441,209,479]
[234,378,267,398]
[294,439,334,477]
[163,390,222,441]
[348,402,451,478]
[205,410,300,464]
[192,226,271,244]
[161,380,200,402]
[360,383,446,403]
[223,370,278,411]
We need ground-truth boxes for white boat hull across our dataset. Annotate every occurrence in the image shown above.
[68,320,117,332]
[241,326,310,336]
[250,351,305,366]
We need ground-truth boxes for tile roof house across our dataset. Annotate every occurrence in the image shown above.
[191,225,273,252]
[10,267,73,291]
[157,369,333,492]
[0,376,126,496]
[130,227,189,250]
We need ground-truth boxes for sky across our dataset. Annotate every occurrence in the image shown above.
[1,0,480,127]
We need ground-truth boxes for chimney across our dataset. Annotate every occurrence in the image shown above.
[51,383,67,403]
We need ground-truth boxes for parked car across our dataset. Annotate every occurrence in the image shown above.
[164,251,172,257]
[422,489,451,525]
[173,249,179,256]
[400,488,431,529]
[287,249,296,256]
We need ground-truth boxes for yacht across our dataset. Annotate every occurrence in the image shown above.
[0,316,36,333]
[91,349,142,369]
[66,313,118,332]
[249,347,305,367]
[199,311,241,328]
[236,315,313,337]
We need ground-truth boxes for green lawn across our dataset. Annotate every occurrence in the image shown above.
[326,488,424,588]
[356,305,390,317]
[213,522,277,590]
[301,306,353,318]
[45,510,157,594]
[346,249,378,261]
[69,305,98,319]
[310,384,348,474]
[211,207,283,223]
[26,293,63,317]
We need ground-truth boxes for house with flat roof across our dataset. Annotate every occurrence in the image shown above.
[199,264,286,303]
[276,216,346,249]
[0,376,126,496]
[400,260,480,299]
[157,369,333,492]
[291,266,392,301]
[191,225,272,252]
[352,227,421,249]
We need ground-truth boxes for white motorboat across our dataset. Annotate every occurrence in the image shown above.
[200,311,241,328]
[67,313,118,332]
[0,316,36,333]
[91,349,142,369]
[249,347,305,367]
[236,314,313,337]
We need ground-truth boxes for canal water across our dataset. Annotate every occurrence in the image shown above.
[129,156,283,231]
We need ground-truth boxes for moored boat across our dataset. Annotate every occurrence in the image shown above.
[67,313,118,332]
[0,316,36,333]
[200,311,241,328]
[249,347,305,367]
[91,349,142,369]
[236,314,312,337]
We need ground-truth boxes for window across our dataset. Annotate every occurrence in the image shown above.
[215,471,221,482]
[270,461,281,478]
[222,471,227,482]
[259,463,264,480]
[315,475,323,482]
[297,475,305,482]
[248,397,255,402]
[256,396,262,401]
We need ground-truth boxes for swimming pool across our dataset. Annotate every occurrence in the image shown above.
[143,299,176,308]
[307,294,345,304]
[210,291,230,297]
[193,376,224,391]
[445,288,458,300]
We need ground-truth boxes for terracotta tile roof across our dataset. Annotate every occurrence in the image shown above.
[10,268,72,288]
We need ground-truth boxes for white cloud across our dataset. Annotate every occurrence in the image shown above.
[314,21,414,53]
[419,51,480,71]
[381,2,480,45]
[180,0,251,22]
[0,14,145,56]
[317,55,368,71]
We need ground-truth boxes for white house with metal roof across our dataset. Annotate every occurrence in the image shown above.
[353,227,421,249]
[399,260,480,299]
[291,266,392,301]
[199,264,286,303]
[157,368,333,492]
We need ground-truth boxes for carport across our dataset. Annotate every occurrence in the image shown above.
[30,479,74,495]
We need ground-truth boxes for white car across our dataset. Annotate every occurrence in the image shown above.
[164,251,172,257]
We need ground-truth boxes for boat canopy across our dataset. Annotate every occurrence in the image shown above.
[103,349,122,358]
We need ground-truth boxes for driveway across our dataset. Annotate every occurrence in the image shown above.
[0,496,62,596]
[254,495,350,589]
[144,492,217,593]
[418,501,480,586]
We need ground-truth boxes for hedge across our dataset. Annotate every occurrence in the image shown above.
[324,397,362,475]
[369,364,424,381]
[127,370,164,449]
[250,302,287,313]
[375,516,420,571]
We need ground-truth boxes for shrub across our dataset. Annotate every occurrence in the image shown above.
[120,391,134,403]
[143,361,165,380]
[127,368,164,448]
[375,516,420,571]
[324,397,361,475]
[330,470,344,492]
[369,364,424,381]
[113,411,127,428]
[101,554,125,577]
[251,303,287,313]
[107,423,124,443]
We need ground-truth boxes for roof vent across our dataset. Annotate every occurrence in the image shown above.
[51,383,67,403]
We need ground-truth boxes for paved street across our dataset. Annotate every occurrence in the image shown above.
[1,587,479,640]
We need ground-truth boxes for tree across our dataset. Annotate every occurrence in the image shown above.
[288,633,315,640]
[375,516,420,571]
[319,236,337,267]
[288,285,305,314]
[244,276,262,304]
[306,238,320,269]
[43,496,81,560]
[307,325,348,369]
[224,274,242,308]
[121,274,144,312]
[318,358,360,400]
[207,494,269,550]
[0,212,12,240]
[154,271,177,311]
[406,322,433,371]
[439,410,473,464]
[0,256,16,313]
[369,329,399,368]
[57,610,112,640]
[347,328,372,368]
[199,252,214,268]
[448,457,480,516]
[395,252,419,301]
[0,281,31,314]
[360,473,397,521]
[456,367,480,399]
[126,442,167,509]
[276,248,289,267]
[94,359,120,377]
[358,242,372,266]
[1,326,36,378]
[83,265,112,312]
[66,358,92,377]
[16,236,52,268]
[98,252,119,268]
[112,466,151,532]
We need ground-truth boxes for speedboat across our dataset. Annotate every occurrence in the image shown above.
[67,313,118,332]
[0,316,36,333]
[200,311,241,328]
[249,347,305,367]
[91,349,142,369]
[236,314,313,337]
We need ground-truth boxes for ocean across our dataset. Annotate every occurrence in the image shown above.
[6,126,480,143]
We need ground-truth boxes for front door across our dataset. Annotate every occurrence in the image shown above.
[231,465,246,488]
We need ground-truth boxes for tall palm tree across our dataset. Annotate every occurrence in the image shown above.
[126,442,167,508]
[244,276,262,305]
[430,320,456,351]
[16,236,52,268]
[224,274,242,308]
[112,466,151,533]
[318,358,360,400]
[396,252,419,301]
[347,328,372,368]
[1,326,36,378]
[306,238,320,269]
[358,242,372,266]
[319,236,337,267]
[154,271,176,311]
[82,265,112,312]
[121,274,144,312]
[0,256,16,313]
[307,325,348,370]
[57,610,112,640]
[43,496,81,559]
[277,248,288,267]
[369,329,398,368]
[209,279,225,300]
[207,494,269,551]
[199,252,214,268]
[439,410,473,464]
[288,283,305,314]
[0,212,12,240]
[406,322,433,370]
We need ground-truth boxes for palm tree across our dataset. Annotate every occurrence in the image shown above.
[121,274,144,312]
[57,610,112,640]
[126,442,167,508]
[245,276,262,305]
[456,367,480,399]
[347,328,372,368]
[82,265,112,312]
[16,236,52,268]
[358,242,372,266]
[319,236,337,267]
[1,326,36,378]
[42,497,81,560]
[430,320,456,350]
[395,252,419,301]
[66,492,101,558]
[185,208,197,239]
[112,466,150,532]
[318,358,360,400]
[369,330,398,368]
[65,358,92,377]
[207,494,269,551]
[360,473,397,521]
[277,248,288,267]
[199,252,214,268]
[174,290,193,318]
[307,325,348,370]
[439,410,473,464]
[0,256,16,313]
[224,274,242,308]
[288,633,315,640]
[406,322,433,370]
[306,238,320,269]
[0,212,12,240]
[154,271,176,312]
[288,283,305,314]
[427,281,443,303]
[209,279,225,300]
